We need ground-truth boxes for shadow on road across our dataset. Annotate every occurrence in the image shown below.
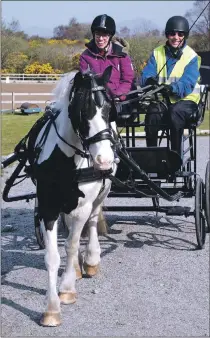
[2,297,41,325]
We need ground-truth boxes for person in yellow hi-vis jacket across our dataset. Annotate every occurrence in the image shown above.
[140,16,201,156]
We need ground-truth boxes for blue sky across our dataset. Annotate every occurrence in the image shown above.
[2,1,194,37]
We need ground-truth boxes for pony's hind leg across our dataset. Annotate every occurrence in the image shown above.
[83,205,102,277]
[40,219,61,327]
[59,204,92,304]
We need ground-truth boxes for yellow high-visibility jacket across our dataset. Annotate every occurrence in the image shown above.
[154,45,201,104]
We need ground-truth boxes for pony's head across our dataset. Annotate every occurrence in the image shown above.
[68,66,115,170]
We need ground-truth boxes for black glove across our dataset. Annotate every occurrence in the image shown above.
[145,76,159,86]
[161,84,173,95]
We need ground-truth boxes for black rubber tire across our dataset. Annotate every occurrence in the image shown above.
[34,198,45,249]
[204,160,210,232]
[195,177,206,249]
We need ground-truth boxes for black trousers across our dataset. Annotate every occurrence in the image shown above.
[145,100,198,155]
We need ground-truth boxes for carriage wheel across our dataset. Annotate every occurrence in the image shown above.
[34,198,45,249]
[195,177,206,249]
[204,160,210,232]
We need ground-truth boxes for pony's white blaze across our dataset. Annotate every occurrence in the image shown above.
[89,107,114,170]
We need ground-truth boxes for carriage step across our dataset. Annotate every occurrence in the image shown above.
[166,206,191,216]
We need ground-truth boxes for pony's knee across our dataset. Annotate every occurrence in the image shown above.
[45,251,60,270]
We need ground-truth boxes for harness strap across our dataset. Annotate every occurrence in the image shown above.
[35,110,60,149]
[83,128,116,147]
[73,167,113,183]
[52,120,89,158]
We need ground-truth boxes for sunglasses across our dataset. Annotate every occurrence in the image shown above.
[167,31,185,37]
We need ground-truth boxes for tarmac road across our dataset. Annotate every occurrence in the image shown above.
[1,136,209,337]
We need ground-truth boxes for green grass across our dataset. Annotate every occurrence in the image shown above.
[197,110,210,130]
[1,111,209,156]
[1,113,44,155]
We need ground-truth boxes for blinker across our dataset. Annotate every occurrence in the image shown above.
[91,78,104,107]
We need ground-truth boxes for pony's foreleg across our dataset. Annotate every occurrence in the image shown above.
[59,204,92,304]
[83,205,101,277]
[40,219,61,327]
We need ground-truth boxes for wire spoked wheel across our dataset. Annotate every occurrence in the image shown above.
[34,197,45,249]
[195,177,206,249]
[204,160,210,233]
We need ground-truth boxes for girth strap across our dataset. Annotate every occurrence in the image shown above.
[74,166,113,183]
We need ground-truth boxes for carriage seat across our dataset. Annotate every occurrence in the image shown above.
[186,84,210,128]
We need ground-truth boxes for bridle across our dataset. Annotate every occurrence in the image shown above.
[69,73,117,153]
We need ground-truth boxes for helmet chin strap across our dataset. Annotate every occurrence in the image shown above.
[166,40,185,59]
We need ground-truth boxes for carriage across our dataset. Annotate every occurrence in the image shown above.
[1,78,210,250]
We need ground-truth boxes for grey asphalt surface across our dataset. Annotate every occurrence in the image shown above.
[1,136,210,337]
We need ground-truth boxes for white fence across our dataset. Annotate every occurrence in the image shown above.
[1,89,210,111]
[1,73,63,83]
[1,92,54,111]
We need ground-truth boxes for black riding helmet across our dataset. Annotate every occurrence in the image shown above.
[165,16,190,38]
[91,14,116,37]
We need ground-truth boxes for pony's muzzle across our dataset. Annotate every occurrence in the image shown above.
[94,154,113,170]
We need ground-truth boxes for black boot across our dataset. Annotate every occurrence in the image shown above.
[146,135,158,147]
[145,112,161,147]
[170,128,184,156]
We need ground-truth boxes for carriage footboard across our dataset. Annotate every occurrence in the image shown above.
[117,149,183,202]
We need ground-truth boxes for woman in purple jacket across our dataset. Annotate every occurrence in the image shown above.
[79,14,134,101]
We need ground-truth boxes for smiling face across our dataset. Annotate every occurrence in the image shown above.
[94,30,110,49]
[167,31,185,48]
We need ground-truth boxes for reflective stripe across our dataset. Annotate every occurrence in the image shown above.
[159,76,179,83]
[192,87,201,94]
[200,65,210,70]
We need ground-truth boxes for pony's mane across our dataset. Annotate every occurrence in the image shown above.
[53,71,77,112]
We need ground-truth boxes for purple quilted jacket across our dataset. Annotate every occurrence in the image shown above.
[79,40,134,97]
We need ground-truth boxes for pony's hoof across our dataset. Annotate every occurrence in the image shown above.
[40,312,61,327]
[83,262,100,277]
[59,292,77,304]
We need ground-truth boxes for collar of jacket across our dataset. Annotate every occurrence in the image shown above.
[85,39,127,58]
[164,40,187,59]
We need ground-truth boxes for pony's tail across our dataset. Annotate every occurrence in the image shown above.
[97,206,108,235]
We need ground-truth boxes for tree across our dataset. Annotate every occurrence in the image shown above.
[133,19,157,37]
[53,17,91,40]
[53,25,69,39]
[1,20,28,69]
[128,35,165,75]
[4,52,28,73]
[119,26,130,38]
[185,0,210,51]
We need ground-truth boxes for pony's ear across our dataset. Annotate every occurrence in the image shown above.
[73,71,83,89]
[102,66,113,85]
